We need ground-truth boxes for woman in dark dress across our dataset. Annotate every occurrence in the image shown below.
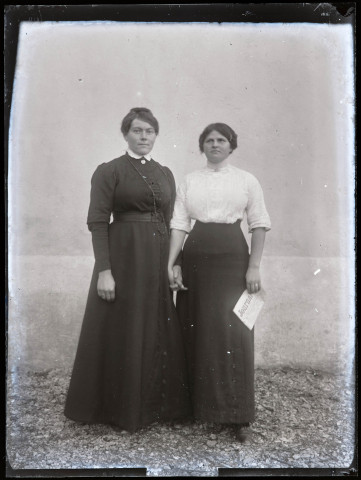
[168,123,271,442]
[64,108,191,433]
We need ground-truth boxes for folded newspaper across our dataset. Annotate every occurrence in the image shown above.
[233,289,266,330]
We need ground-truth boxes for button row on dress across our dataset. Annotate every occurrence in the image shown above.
[161,349,168,406]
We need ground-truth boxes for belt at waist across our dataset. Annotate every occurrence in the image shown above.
[113,211,165,223]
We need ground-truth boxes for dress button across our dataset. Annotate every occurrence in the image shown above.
[163,351,167,356]
[162,379,166,384]
[161,393,166,399]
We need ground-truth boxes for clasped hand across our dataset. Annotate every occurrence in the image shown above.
[168,265,188,292]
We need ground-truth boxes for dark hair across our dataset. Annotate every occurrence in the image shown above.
[121,107,159,135]
[199,123,238,153]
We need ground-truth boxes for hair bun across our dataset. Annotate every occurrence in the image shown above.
[121,107,159,135]
[130,107,151,113]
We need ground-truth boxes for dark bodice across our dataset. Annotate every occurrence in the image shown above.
[87,154,176,272]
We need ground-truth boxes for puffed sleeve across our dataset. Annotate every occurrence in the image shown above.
[87,163,117,273]
[170,181,192,233]
[246,174,271,233]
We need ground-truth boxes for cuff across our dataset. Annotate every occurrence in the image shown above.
[248,222,271,234]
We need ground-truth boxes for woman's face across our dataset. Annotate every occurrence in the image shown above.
[124,118,157,156]
[203,130,232,164]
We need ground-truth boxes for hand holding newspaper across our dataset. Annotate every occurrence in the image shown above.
[233,289,266,330]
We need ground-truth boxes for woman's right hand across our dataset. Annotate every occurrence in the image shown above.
[97,269,116,301]
[168,265,188,291]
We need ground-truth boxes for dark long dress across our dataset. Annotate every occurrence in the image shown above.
[176,220,254,425]
[64,153,191,432]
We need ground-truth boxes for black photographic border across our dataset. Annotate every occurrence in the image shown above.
[4,3,357,478]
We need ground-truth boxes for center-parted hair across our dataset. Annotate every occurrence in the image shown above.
[121,108,159,135]
[199,123,238,153]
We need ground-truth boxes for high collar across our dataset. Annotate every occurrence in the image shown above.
[126,149,152,161]
[205,163,231,173]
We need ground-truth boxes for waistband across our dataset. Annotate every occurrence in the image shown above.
[113,211,165,223]
[193,219,241,228]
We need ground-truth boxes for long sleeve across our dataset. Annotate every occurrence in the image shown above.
[87,163,117,273]
[162,166,183,267]
[246,174,271,233]
[162,166,176,235]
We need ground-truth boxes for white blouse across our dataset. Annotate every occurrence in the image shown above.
[170,164,271,234]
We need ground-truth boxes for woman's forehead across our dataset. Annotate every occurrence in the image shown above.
[205,130,227,139]
[130,118,154,129]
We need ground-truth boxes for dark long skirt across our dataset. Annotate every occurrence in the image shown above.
[64,221,191,432]
[176,220,254,424]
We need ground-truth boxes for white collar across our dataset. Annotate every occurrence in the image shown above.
[205,163,231,173]
[126,149,152,161]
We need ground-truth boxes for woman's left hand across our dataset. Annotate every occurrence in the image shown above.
[246,266,261,294]
[168,265,187,291]
[173,265,187,291]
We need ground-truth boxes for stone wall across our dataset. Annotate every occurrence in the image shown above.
[8,22,355,373]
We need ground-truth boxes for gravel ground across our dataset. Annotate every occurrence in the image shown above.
[6,367,356,476]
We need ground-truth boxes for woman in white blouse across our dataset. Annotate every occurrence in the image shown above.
[168,123,271,442]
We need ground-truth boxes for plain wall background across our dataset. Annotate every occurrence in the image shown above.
[8,22,355,374]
